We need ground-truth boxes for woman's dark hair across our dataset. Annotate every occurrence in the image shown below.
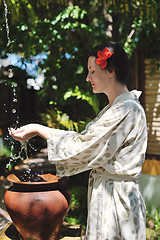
[88,42,129,85]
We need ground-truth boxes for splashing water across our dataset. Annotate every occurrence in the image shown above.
[6,136,38,180]
[3,0,12,46]
[6,139,29,169]
[13,141,40,182]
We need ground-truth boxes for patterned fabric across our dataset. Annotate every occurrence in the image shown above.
[47,90,147,240]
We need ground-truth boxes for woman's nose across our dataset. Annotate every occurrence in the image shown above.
[86,74,91,82]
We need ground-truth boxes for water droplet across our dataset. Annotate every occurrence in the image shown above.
[6,163,10,169]
[12,109,16,114]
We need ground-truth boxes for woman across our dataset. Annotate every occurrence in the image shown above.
[10,42,147,240]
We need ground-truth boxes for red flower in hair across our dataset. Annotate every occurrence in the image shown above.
[96,47,114,69]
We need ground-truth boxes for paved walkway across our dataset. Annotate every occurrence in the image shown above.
[0,149,82,239]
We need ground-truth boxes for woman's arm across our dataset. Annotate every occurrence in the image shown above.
[10,124,51,141]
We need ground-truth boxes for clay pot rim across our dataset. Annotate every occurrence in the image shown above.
[7,173,60,185]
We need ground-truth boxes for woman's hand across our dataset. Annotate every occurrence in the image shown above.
[10,124,39,141]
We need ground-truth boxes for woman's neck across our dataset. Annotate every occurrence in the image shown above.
[106,84,129,106]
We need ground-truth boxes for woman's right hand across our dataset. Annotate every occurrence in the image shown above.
[10,124,39,141]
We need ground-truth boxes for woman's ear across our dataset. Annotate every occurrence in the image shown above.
[107,68,114,78]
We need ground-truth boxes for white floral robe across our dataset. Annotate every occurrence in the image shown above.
[47,90,147,240]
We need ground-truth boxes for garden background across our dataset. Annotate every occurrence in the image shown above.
[0,0,160,239]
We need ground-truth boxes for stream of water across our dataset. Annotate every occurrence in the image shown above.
[3,0,12,46]
[2,0,39,180]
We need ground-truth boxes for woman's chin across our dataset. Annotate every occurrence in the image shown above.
[92,88,97,93]
[92,89,101,94]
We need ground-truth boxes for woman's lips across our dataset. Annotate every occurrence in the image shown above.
[91,83,95,87]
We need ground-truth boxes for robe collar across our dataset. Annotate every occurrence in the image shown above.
[112,90,142,106]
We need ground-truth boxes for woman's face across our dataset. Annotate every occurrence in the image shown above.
[86,56,111,94]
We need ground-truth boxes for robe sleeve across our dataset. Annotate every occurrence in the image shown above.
[47,99,146,176]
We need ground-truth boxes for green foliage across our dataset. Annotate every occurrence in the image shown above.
[64,86,99,115]
[51,5,88,27]
[146,205,160,239]
[65,186,87,226]
[64,172,89,227]
[0,146,11,175]
[1,0,160,125]
[0,146,11,158]
[40,108,86,132]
